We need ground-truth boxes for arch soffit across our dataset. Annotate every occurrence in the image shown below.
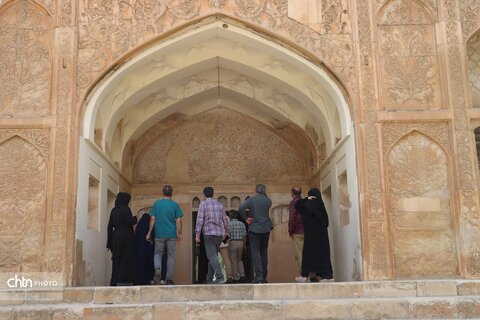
[376,0,437,24]
[83,21,352,154]
[105,63,333,158]
[111,86,330,162]
[92,29,344,149]
[127,104,318,175]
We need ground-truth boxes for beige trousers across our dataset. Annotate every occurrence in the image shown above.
[292,234,304,273]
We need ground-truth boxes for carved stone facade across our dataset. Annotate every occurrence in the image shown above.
[1,0,480,286]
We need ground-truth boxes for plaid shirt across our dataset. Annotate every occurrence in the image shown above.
[195,198,229,237]
[229,219,246,240]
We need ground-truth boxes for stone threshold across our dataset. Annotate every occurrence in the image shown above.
[1,280,479,306]
[1,296,480,319]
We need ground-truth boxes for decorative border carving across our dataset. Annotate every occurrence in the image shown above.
[0,129,50,159]
[382,122,450,155]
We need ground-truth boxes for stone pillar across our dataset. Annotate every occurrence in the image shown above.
[442,0,480,278]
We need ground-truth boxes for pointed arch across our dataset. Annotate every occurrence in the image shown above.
[386,131,458,278]
[0,135,47,272]
[0,0,53,117]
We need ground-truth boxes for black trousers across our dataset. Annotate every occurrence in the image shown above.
[249,231,270,282]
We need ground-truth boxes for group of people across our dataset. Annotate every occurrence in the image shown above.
[106,183,333,286]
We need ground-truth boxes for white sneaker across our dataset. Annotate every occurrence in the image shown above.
[320,278,335,282]
[295,276,307,283]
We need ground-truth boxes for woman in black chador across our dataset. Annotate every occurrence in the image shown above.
[295,188,333,282]
[107,192,137,286]
[134,209,155,285]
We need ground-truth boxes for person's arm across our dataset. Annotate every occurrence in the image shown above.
[288,200,296,238]
[176,205,183,241]
[222,207,230,238]
[239,198,253,224]
[195,203,205,243]
[146,206,155,241]
[107,211,113,250]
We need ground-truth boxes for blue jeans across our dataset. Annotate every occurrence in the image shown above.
[154,238,176,281]
[249,232,270,282]
[204,235,223,282]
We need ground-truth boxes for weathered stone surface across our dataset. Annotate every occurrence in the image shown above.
[93,287,140,304]
[1,0,480,285]
[283,300,351,319]
[185,301,283,320]
[63,288,95,303]
[83,306,153,320]
[153,303,186,320]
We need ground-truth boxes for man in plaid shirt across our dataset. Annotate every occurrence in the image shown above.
[195,186,230,284]
[228,210,247,282]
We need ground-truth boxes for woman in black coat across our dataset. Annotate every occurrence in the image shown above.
[107,192,137,286]
[134,209,155,285]
[295,188,333,282]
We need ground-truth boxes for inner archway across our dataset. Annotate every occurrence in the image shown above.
[75,20,361,285]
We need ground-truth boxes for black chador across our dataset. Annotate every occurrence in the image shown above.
[107,192,137,286]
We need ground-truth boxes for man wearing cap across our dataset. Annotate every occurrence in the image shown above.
[239,184,272,283]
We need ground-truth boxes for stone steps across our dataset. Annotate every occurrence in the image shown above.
[0,280,479,319]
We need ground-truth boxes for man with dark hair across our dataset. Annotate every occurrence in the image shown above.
[195,186,230,284]
[239,184,272,283]
[289,186,306,282]
[146,185,183,285]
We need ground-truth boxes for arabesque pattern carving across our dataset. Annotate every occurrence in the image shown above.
[76,0,355,98]
[462,0,480,40]
[133,108,308,184]
[356,0,392,279]
[467,31,480,108]
[377,0,439,109]
[444,0,480,277]
[0,0,52,117]
[387,131,458,278]
[0,136,47,272]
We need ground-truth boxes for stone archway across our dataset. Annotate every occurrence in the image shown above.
[75,20,360,285]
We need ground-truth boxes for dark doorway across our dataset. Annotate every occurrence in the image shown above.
[192,210,254,283]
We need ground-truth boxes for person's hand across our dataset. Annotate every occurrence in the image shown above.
[145,233,151,241]
[307,196,316,200]
[177,234,183,242]
[246,217,253,225]
[195,235,200,243]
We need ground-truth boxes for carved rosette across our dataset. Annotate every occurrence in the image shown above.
[0,0,53,117]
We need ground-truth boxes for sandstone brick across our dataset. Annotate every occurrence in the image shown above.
[64,288,94,303]
[351,299,409,319]
[253,283,298,300]
[153,302,186,320]
[185,301,283,320]
[83,305,153,320]
[283,299,351,319]
[141,286,175,303]
[93,287,140,304]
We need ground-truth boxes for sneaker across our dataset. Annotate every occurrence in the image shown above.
[225,278,234,284]
[166,279,175,285]
[309,277,319,282]
[160,280,165,285]
[212,278,225,284]
[320,278,335,282]
[153,269,162,285]
[295,276,307,283]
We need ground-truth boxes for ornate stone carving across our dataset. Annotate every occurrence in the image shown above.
[444,2,480,277]
[382,122,449,154]
[386,131,458,277]
[467,31,480,108]
[234,0,265,20]
[377,0,439,109]
[133,108,309,184]
[287,0,351,33]
[0,136,47,272]
[0,0,52,117]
